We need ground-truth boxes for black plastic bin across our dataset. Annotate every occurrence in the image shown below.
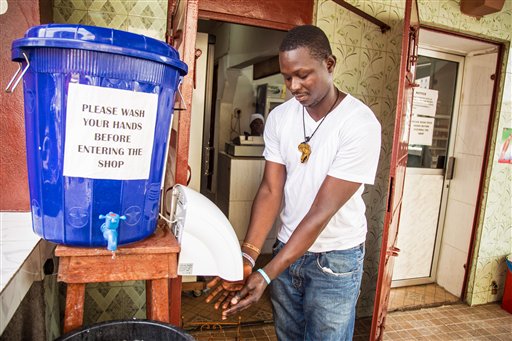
[55,320,195,341]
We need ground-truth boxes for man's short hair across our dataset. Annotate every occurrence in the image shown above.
[279,25,332,61]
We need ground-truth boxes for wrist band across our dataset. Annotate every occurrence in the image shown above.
[242,252,255,268]
[257,268,271,285]
[242,242,261,255]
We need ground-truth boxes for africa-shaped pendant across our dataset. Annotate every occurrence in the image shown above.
[298,142,311,163]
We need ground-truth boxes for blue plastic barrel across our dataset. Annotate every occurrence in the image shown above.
[11,24,187,248]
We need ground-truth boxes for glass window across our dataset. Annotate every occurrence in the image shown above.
[408,55,459,169]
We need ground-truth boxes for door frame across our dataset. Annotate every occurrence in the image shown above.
[165,0,314,325]
[197,0,314,31]
[462,44,504,300]
[371,0,420,339]
[414,25,506,301]
[392,48,466,288]
[165,0,314,189]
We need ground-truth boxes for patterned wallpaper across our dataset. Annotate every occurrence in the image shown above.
[317,0,406,317]
[414,0,512,306]
[53,0,168,40]
[317,0,511,315]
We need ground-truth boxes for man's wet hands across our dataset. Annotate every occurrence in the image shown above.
[205,262,252,310]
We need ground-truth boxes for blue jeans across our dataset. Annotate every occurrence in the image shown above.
[270,240,364,341]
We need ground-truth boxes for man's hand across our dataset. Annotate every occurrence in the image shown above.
[221,270,268,319]
[205,262,252,310]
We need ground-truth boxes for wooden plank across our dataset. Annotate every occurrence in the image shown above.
[198,0,313,30]
[167,254,178,277]
[169,277,182,326]
[58,254,178,283]
[147,279,170,322]
[168,0,199,187]
[57,224,181,330]
[58,255,70,275]
[55,226,180,257]
[63,283,85,334]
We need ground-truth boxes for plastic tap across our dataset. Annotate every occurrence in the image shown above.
[99,212,126,252]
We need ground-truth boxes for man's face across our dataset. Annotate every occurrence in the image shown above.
[250,118,264,135]
[279,47,334,108]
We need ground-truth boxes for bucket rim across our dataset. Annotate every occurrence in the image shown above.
[11,24,188,76]
[54,319,195,341]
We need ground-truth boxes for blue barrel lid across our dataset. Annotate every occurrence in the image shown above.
[12,24,188,75]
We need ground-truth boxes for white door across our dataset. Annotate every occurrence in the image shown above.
[187,32,208,192]
[436,49,498,295]
[199,35,216,201]
[392,49,465,286]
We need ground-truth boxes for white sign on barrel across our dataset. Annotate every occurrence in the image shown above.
[63,83,158,180]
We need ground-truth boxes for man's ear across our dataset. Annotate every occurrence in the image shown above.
[326,54,336,73]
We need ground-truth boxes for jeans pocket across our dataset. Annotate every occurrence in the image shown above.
[315,247,364,278]
[272,239,284,258]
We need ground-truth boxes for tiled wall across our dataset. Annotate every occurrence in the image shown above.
[416,0,512,306]
[317,0,511,314]
[83,281,147,324]
[53,0,168,41]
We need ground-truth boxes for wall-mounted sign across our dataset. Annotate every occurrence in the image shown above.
[409,117,435,146]
[498,127,512,164]
[63,83,158,180]
[413,88,438,117]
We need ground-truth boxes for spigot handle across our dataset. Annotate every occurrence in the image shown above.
[98,212,123,252]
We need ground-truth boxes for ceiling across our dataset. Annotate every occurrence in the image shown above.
[419,29,498,55]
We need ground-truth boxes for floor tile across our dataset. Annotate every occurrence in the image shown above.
[182,283,512,340]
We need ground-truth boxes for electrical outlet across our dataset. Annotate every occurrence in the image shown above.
[491,280,498,295]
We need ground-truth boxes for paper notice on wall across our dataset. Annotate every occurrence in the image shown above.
[63,83,158,180]
[498,127,512,164]
[409,117,435,146]
[413,88,438,117]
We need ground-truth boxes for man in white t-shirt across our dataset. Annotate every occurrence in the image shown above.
[207,25,381,340]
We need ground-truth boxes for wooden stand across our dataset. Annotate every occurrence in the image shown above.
[55,226,181,334]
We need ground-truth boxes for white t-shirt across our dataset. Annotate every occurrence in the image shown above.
[263,94,381,252]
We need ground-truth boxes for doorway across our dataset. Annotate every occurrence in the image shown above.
[393,49,465,286]
[390,29,499,311]
[187,20,287,251]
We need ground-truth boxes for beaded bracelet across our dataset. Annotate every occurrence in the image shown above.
[257,268,271,285]
[242,252,255,268]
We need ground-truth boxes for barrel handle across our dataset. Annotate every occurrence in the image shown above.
[176,76,187,110]
[5,52,30,93]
